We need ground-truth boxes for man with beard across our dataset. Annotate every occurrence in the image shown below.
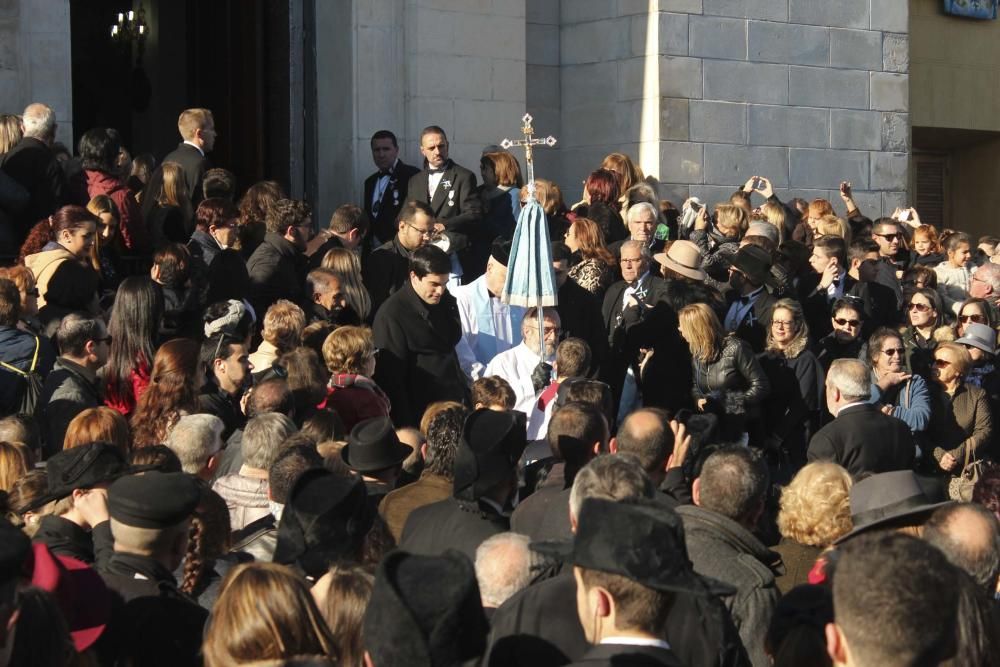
[723,245,777,354]
[199,330,254,440]
[485,307,561,440]
[305,268,355,326]
[364,200,436,313]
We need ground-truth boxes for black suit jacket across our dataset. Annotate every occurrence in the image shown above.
[807,403,915,478]
[141,143,210,225]
[798,271,859,340]
[363,159,421,243]
[363,235,414,314]
[567,644,684,667]
[398,497,507,563]
[407,160,482,271]
[724,289,776,354]
[1,137,67,241]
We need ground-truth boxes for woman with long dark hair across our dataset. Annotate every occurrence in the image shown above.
[564,216,616,298]
[104,276,164,416]
[77,127,148,252]
[130,338,203,447]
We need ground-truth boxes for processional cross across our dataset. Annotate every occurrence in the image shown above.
[500,113,557,199]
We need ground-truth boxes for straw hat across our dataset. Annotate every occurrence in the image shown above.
[653,240,706,281]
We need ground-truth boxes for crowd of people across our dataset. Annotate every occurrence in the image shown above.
[0,101,997,666]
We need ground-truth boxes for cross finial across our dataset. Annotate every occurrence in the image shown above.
[500,113,557,200]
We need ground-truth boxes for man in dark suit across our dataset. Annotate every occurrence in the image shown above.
[723,244,777,354]
[363,130,421,245]
[600,241,675,418]
[245,198,313,317]
[372,245,469,428]
[400,409,525,562]
[800,236,858,339]
[607,202,665,276]
[142,108,215,222]
[364,200,435,314]
[807,358,915,478]
[406,125,482,277]
[0,103,66,243]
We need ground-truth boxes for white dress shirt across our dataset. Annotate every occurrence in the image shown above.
[484,342,552,440]
[428,171,445,198]
[371,158,398,208]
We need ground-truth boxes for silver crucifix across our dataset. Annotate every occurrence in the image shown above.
[500,113,557,200]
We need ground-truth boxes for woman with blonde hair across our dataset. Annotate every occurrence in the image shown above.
[0,441,30,492]
[679,302,769,443]
[757,200,786,244]
[250,300,307,373]
[601,152,645,214]
[774,462,853,592]
[0,114,22,155]
[563,216,616,297]
[203,562,338,667]
[756,299,825,474]
[321,247,372,323]
[146,161,193,246]
[321,326,390,431]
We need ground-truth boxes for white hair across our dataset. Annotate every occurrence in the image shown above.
[626,201,658,223]
[21,103,56,140]
[827,359,871,402]
[165,414,225,474]
[475,532,537,608]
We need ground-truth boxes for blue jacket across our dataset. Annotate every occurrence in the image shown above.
[0,325,55,415]
[869,371,931,434]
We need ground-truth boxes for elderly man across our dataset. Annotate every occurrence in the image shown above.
[453,238,525,380]
[475,532,538,615]
[608,202,665,267]
[970,261,1000,309]
[807,358,915,477]
[1,102,66,241]
[165,414,226,481]
[484,307,560,440]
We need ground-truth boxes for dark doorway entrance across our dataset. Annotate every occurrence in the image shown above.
[70,0,292,196]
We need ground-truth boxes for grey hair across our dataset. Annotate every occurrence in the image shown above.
[827,358,871,402]
[21,103,56,140]
[569,454,654,521]
[165,414,225,475]
[974,262,1000,293]
[619,239,652,262]
[242,413,297,470]
[697,446,769,523]
[474,532,538,608]
[626,201,658,224]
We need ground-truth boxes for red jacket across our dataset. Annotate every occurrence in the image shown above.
[321,374,391,431]
[86,170,149,253]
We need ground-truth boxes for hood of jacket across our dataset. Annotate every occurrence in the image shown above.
[85,169,126,196]
[213,472,269,509]
[25,247,75,278]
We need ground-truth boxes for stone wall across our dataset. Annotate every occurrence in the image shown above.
[558,0,910,217]
[0,0,73,146]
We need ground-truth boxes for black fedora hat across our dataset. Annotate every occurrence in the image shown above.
[273,468,374,578]
[341,417,411,473]
[28,443,127,511]
[453,409,527,502]
[533,497,733,597]
[363,549,488,667]
[730,244,775,286]
[834,470,952,544]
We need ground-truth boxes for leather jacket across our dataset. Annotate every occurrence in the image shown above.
[692,336,770,416]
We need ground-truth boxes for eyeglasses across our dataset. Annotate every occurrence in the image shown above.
[771,320,795,329]
[960,313,986,324]
[403,221,435,238]
[882,348,905,357]
[833,317,861,328]
[876,233,901,242]
[907,302,931,313]
[620,257,644,265]
[541,326,560,337]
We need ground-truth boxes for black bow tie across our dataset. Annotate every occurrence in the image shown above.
[740,295,753,304]
[428,167,446,175]
[378,169,392,177]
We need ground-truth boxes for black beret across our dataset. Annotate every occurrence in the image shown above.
[490,237,512,266]
[107,471,200,529]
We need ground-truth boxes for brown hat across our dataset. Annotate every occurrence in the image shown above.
[654,240,705,281]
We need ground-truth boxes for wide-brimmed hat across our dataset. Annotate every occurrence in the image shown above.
[453,409,527,502]
[30,543,111,652]
[28,443,128,511]
[730,244,775,286]
[532,497,733,597]
[341,417,411,473]
[835,470,952,544]
[363,549,488,667]
[654,240,705,282]
[273,468,375,578]
[955,322,997,355]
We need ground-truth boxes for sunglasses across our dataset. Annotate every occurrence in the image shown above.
[876,233,901,241]
[907,302,931,313]
[934,358,952,368]
[882,348,905,357]
[960,313,986,324]
[833,317,861,328]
